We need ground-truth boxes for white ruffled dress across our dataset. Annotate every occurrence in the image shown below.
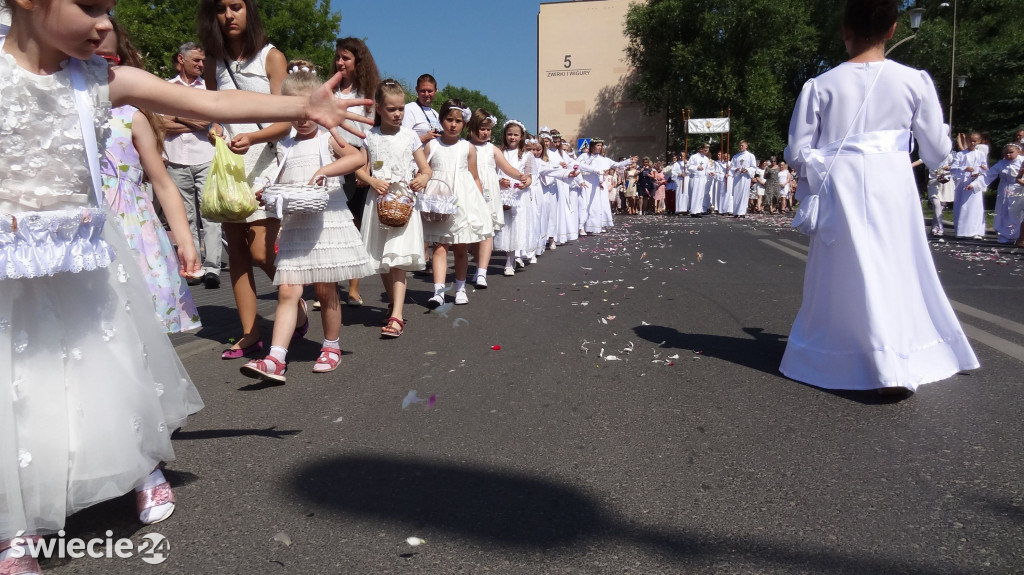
[0,49,203,540]
[272,133,375,285]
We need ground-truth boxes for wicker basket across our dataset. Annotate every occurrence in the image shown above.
[263,183,330,218]
[377,192,414,227]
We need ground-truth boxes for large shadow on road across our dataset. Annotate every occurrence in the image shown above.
[632,324,787,377]
[289,453,969,574]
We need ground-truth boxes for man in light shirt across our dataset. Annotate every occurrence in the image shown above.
[402,74,442,144]
[162,42,223,288]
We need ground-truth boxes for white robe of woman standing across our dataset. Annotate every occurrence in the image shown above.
[951,148,988,238]
[781,59,978,391]
[687,153,710,214]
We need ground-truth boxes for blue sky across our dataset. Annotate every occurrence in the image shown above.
[329,0,547,130]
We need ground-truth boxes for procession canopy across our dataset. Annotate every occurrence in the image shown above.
[687,118,731,134]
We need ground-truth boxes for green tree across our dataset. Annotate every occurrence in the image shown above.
[114,0,341,78]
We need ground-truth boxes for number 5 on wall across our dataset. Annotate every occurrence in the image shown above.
[564,55,572,69]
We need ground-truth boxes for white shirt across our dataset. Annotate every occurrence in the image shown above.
[164,74,215,166]
[402,101,440,137]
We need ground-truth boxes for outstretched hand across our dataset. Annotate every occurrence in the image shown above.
[308,72,374,141]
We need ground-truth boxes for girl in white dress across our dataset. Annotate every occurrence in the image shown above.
[951,132,988,239]
[781,0,978,394]
[468,112,528,283]
[423,100,493,307]
[970,143,1024,243]
[357,80,432,338]
[240,66,374,383]
[539,131,579,247]
[495,121,537,274]
[0,4,370,573]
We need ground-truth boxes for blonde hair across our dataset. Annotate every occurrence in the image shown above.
[281,59,320,96]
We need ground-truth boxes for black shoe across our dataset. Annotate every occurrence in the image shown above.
[203,272,221,289]
[186,276,203,286]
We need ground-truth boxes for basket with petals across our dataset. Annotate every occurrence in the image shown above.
[419,178,458,223]
[376,189,415,227]
[262,183,330,219]
[501,183,523,211]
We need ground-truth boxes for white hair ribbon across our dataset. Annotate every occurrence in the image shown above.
[451,107,472,122]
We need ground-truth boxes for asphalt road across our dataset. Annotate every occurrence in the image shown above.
[47,213,1024,574]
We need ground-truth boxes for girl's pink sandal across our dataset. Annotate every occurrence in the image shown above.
[239,355,287,383]
[312,348,341,373]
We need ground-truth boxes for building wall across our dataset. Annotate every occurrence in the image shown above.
[537,0,666,160]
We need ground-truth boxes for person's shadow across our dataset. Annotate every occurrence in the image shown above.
[633,324,788,377]
[288,453,966,574]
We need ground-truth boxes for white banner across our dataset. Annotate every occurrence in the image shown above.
[687,118,730,134]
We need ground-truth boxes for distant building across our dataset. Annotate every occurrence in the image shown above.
[537,0,666,159]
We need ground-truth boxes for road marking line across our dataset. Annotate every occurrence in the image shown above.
[950,300,1024,338]
[777,238,809,253]
[759,239,807,262]
[747,229,770,237]
[760,238,1024,364]
[959,322,1024,364]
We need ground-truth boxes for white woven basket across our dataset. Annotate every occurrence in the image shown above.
[263,183,330,218]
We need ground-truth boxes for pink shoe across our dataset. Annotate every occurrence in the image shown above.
[312,347,341,373]
[240,355,287,383]
[136,481,176,525]
[0,555,41,575]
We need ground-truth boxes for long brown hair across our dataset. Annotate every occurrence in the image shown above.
[110,18,165,153]
[196,0,269,61]
[335,37,379,115]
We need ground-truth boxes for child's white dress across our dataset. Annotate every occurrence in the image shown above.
[493,149,535,253]
[781,59,979,391]
[0,50,203,540]
[360,127,426,272]
[475,142,505,232]
[272,133,375,285]
[421,140,493,245]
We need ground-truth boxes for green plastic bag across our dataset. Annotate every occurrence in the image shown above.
[200,137,258,223]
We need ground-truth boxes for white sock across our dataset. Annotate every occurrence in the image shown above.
[322,338,340,351]
[433,283,445,295]
[455,279,466,292]
[476,268,487,279]
[505,254,515,267]
[137,468,167,491]
[269,346,288,363]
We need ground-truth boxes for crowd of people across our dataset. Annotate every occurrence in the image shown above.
[0,0,1020,571]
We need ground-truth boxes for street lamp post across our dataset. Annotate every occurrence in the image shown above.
[884,7,926,56]
[943,0,960,135]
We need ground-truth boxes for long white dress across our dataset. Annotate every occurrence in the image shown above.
[272,133,375,285]
[360,127,426,272]
[951,148,987,237]
[718,160,734,214]
[577,153,626,232]
[421,140,493,245]
[672,160,689,213]
[781,59,979,391]
[731,150,756,216]
[687,153,710,214]
[494,148,535,253]
[475,142,506,232]
[214,44,278,222]
[0,50,203,540]
[973,156,1024,242]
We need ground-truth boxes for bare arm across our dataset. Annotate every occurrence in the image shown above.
[411,147,432,191]
[466,145,483,193]
[312,136,365,182]
[110,66,373,138]
[492,145,525,184]
[131,111,200,277]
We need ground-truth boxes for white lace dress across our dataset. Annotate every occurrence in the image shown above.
[272,133,374,285]
[421,140,494,245]
[493,149,536,253]
[0,49,203,541]
[360,127,426,272]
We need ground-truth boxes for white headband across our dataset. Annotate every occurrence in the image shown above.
[538,130,551,140]
[485,115,498,127]
[525,138,539,145]
[289,65,311,74]
[503,119,525,132]
[450,107,472,123]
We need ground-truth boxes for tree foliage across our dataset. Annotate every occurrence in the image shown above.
[624,0,1023,158]
[113,0,340,79]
